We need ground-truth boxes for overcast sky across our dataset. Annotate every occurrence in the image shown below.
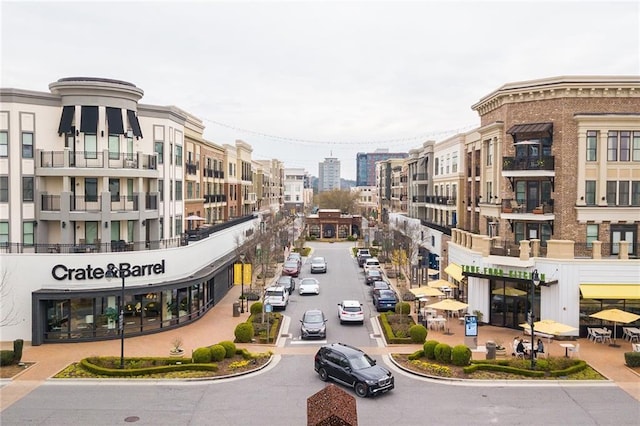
[2,1,638,180]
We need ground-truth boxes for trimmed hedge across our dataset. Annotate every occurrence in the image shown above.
[0,350,15,366]
[409,324,428,344]
[234,322,255,343]
[624,352,640,368]
[395,302,411,315]
[250,302,263,315]
[192,347,212,363]
[13,339,23,363]
[434,343,452,364]
[378,312,412,344]
[463,362,545,377]
[218,341,237,358]
[423,340,439,360]
[209,344,226,362]
[451,344,472,366]
[408,350,424,360]
[80,357,218,377]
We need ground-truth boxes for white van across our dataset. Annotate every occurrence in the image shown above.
[264,286,289,310]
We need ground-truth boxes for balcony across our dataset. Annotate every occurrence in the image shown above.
[502,155,555,172]
[39,151,157,170]
[412,173,428,182]
[185,162,199,175]
[501,199,554,215]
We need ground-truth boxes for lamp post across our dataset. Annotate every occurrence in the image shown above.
[105,264,128,369]
[529,269,541,370]
[239,254,246,313]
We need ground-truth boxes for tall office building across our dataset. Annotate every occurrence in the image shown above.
[318,157,341,192]
[356,149,408,186]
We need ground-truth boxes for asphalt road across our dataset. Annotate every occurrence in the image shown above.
[1,242,639,425]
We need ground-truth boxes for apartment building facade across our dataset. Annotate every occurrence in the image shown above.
[318,157,341,192]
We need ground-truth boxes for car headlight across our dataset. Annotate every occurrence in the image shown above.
[365,379,377,385]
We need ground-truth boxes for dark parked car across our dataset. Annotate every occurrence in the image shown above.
[300,309,327,339]
[365,269,384,285]
[282,260,301,277]
[370,280,391,298]
[276,275,296,294]
[357,252,373,267]
[373,289,398,312]
[314,343,394,397]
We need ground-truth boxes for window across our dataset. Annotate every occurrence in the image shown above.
[85,178,98,202]
[127,179,134,202]
[84,134,97,159]
[22,177,34,202]
[0,131,7,157]
[175,145,182,165]
[619,181,630,206]
[175,180,182,201]
[0,221,8,244]
[22,132,33,158]
[127,220,134,242]
[108,135,119,160]
[632,181,640,206]
[487,141,493,166]
[155,141,164,164]
[446,154,450,174]
[606,181,617,205]
[452,152,458,173]
[170,143,173,165]
[23,221,34,246]
[515,181,526,205]
[0,176,8,202]
[586,224,598,248]
[620,131,631,162]
[607,131,618,161]
[633,131,640,161]
[159,179,164,202]
[434,158,439,176]
[585,181,596,205]
[586,130,597,161]
[187,181,194,199]
[85,221,98,244]
[175,215,182,235]
[486,182,492,201]
[109,178,120,202]
[126,134,134,160]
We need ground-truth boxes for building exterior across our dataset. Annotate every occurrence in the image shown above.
[305,209,361,239]
[318,157,341,192]
[356,149,408,187]
[283,168,307,215]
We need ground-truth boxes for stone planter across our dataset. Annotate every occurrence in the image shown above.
[495,348,507,358]
[169,349,185,358]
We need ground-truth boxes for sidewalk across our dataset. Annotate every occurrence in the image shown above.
[2,272,639,413]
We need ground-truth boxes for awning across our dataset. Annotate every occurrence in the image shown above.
[80,106,98,133]
[106,107,125,135]
[409,287,444,298]
[57,105,75,135]
[445,263,464,282]
[127,110,143,138]
[580,284,640,300]
[507,122,553,136]
[428,279,457,289]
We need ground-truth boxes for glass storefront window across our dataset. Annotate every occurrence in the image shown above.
[71,298,94,337]
[46,299,70,339]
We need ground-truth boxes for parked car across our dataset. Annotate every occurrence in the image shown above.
[300,309,327,339]
[357,253,373,267]
[276,275,296,294]
[373,289,398,312]
[282,260,301,277]
[287,252,302,267]
[264,285,289,310]
[370,280,391,298]
[310,256,327,273]
[299,277,320,295]
[365,269,384,285]
[363,257,381,273]
[314,343,394,398]
[337,300,364,324]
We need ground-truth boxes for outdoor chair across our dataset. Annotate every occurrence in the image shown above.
[510,200,523,212]
[632,343,640,352]
[601,328,612,344]
[568,343,580,358]
[510,343,524,359]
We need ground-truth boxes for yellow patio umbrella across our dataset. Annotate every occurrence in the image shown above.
[428,279,458,289]
[589,309,640,346]
[492,287,527,297]
[519,319,578,337]
[409,286,445,298]
[427,299,469,335]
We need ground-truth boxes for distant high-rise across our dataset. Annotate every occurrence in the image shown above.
[318,157,341,191]
[356,149,408,186]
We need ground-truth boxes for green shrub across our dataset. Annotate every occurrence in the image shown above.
[434,343,452,364]
[624,352,640,368]
[423,340,439,360]
[209,344,226,362]
[13,339,24,363]
[250,302,263,315]
[409,324,428,344]
[0,350,15,366]
[395,302,411,315]
[234,322,255,343]
[451,344,472,366]
[218,340,237,358]
[192,347,212,363]
[408,350,424,360]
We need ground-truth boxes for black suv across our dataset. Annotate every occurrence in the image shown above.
[314,343,394,397]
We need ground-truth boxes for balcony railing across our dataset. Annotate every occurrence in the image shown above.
[110,195,139,211]
[412,195,456,205]
[502,155,555,171]
[71,196,102,212]
[204,194,227,203]
[185,162,198,175]
[39,151,157,170]
[501,199,554,214]
[412,173,428,181]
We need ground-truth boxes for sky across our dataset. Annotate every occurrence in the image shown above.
[1,1,639,180]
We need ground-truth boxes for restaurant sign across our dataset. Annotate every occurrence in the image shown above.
[52,260,166,281]
[462,264,545,282]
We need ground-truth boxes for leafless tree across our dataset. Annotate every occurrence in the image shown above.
[0,269,19,327]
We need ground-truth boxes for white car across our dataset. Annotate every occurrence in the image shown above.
[337,300,364,324]
[264,285,289,310]
[310,256,327,273]
[363,257,381,273]
[299,277,320,295]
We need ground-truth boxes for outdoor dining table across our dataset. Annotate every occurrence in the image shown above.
[623,327,640,342]
[427,317,446,330]
[559,343,575,358]
[591,327,610,343]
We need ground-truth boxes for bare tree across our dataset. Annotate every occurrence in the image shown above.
[314,189,360,213]
[0,269,19,327]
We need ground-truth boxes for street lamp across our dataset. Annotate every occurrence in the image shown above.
[105,264,128,369]
[239,254,246,313]
[529,269,541,370]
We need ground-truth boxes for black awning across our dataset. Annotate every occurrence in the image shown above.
[507,122,553,136]
[105,107,125,135]
[57,106,75,135]
[127,110,143,138]
[80,106,99,134]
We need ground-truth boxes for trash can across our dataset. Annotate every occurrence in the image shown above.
[486,340,496,360]
[232,301,241,317]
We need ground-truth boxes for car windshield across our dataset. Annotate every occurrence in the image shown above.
[284,261,298,268]
[301,279,317,285]
[349,354,375,370]
[374,282,389,289]
[277,277,290,284]
[368,271,381,277]
[312,257,324,263]
[378,290,396,299]
[304,313,324,323]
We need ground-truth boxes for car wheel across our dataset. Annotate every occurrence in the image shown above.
[354,382,368,398]
[318,367,329,382]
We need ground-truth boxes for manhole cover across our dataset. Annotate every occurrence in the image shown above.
[124,416,140,423]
